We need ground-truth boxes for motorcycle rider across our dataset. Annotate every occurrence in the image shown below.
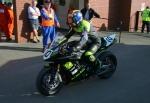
[61,10,101,64]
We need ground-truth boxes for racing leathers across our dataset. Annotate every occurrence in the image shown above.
[64,20,101,62]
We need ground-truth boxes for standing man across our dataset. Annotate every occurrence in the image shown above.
[28,0,41,43]
[66,5,75,28]
[41,0,60,52]
[0,0,8,41]
[141,6,150,34]
[6,2,14,41]
[81,1,100,22]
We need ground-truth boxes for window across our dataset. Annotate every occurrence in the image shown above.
[59,0,65,6]
[53,0,59,4]
[53,0,66,6]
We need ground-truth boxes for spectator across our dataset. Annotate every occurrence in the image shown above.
[5,2,14,41]
[66,5,75,28]
[0,1,8,41]
[28,0,41,43]
[4,1,7,5]
[141,6,150,34]
[81,1,100,22]
[36,0,57,24]
[41,0,60,52]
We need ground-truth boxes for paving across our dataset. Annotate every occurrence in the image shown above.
[0,31,150,67]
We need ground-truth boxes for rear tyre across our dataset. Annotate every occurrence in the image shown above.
[97,51,117,79]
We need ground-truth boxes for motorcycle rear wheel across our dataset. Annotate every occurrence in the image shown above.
[97,51,117,79]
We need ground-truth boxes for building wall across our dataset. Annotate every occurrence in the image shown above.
[56,0,70,29]
[56,0,80,29]
[13,0,32,43]
[130,0,150,32]
[88,0,109,31]
[89,0,125,31]
[12,0,150,43]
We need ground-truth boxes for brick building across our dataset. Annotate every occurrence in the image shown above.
[88,0,150,31]
[12,0,150,43]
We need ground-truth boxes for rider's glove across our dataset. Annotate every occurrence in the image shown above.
[72,47,78,52]
[72,45,81,52]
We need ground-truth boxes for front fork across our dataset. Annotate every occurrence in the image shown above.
[44,61,58,83]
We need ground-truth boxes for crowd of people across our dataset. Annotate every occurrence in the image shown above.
[0,0,100,52]
[0,0,150,52]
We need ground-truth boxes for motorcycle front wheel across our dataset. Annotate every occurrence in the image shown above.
[36,68,63,96]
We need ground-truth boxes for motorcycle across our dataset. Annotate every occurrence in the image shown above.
[36,33,117,96]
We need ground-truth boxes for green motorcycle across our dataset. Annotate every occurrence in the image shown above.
[36,34,117,96]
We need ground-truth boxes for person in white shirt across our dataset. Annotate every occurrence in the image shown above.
[28,0,41,43]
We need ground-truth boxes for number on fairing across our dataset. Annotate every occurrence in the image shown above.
[103,34,116,46]
[43,49,53,60]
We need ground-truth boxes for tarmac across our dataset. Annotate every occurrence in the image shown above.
[0,31,150,68]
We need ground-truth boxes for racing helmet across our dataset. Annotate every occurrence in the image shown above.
[72,10,83,25]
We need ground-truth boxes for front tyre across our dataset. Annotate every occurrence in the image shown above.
[97,51,117,79]
[36,68,63,96]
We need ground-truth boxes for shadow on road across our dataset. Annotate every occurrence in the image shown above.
[0,56,43,95]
